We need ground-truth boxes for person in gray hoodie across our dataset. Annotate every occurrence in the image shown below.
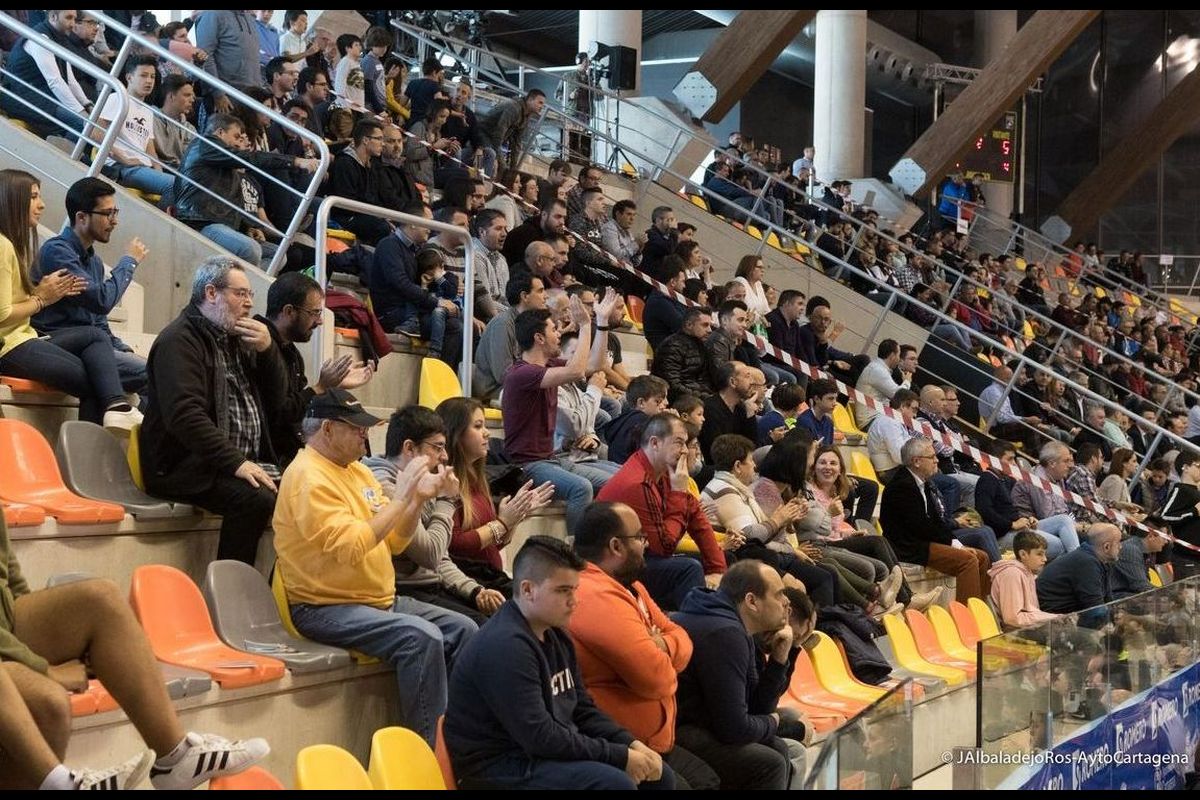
[364,405,503,625]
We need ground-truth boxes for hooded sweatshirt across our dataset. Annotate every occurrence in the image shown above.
[671,588,788,745]
[598,408,648,467]
[988,559,1058,630]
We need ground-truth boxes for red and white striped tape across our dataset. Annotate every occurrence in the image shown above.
[397,127,1194,554]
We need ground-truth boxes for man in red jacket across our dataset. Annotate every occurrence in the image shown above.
[569,502,719,790]
[597,414,726,610]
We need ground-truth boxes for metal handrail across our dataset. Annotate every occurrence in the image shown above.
[314,197,478,394]
[89,10,331,278]
[392,14,1197,460]
[953,196,1193,323]
[0,11,128,183]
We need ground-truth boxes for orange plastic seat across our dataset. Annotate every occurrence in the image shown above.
[210,766,286,790]
[785,649,869,716]
[0,420,124,524]
[435,716,457,790]
[948,600,981,649]
[625,295,645,326]
[68,679,119,717]
[129,565,286,688]
[2,501,46,527]
[904,610,976,677]
[0,375,57,393]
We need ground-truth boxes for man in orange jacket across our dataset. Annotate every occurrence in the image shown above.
[568,502,719,790]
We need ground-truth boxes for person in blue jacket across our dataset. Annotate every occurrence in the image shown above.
[444,536,675,790]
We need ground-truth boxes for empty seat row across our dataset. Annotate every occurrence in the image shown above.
[0,419,194,526]
[295,724,453,791]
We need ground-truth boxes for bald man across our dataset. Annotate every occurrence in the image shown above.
[1035,524,1121,615]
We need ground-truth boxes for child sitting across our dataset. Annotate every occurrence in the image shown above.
[394,248,461,367]
[988,530,1060,630]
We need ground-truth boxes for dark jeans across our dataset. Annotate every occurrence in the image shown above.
[846,478,878,523]
[733,542,839,607]
[0,328,124,423]
[664,745,720,791]
[460,753,676,790]
[642,554,704,611]
[394,583,489,626]
[170,474,276,565]
[674,725,791,790]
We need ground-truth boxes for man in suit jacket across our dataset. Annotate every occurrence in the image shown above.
[879,436,990,601]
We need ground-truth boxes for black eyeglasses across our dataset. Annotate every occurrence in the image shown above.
[88,208,120,219]
[616,534,648,544]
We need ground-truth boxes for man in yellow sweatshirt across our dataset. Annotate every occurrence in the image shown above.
[273,389,472,746]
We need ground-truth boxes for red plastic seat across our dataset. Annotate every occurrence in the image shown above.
[129,565,286,688]
[210,766,285,790]
[2,501,46,527]
[625,295,645,325]
[0,420,124,524]
[948,600,981,649]
[904,610,976,678]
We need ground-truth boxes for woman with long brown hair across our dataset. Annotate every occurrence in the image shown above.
[0,169,140,428]
[436,396,554,590]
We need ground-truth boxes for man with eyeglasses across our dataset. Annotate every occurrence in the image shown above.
[34,178,150,400]
[141,257,287,566]
[258,272,373,468]
[329,118,392,245]
[568,502,720,790]
[275,391,467,748]
[364,405,502,625]
[880,436,990,602]
[297,66,331,139]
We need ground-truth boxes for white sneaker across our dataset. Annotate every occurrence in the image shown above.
[102,406,144,431]
[906,587,943,612]
[149,732,270,791]
[72,749,155,790]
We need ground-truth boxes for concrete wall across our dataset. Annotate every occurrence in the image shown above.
[636,181,931,356]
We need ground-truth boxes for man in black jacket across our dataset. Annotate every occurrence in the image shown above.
[699,362,759,462]
[141,257,288,565]
[671,560,797,790]
[174,114,318,266]
[764,289,807,384]
[880,436,990,602]
[502,198,567,267]
[651,307,717,404]
[641,206,678,281]
[643,258,687,351]
[328,118,391,245]
[974,441,1067,560]
[445,536,674,790]
[257,272,373,467]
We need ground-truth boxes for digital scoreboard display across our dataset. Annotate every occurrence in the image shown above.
[955,111,1017,184]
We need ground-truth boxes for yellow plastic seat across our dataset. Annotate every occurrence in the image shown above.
[327,228,357,243]
[765,231,783,250]
[127,423,145,491]
[880,613,968,686]
[832,403,862,436]
[807,631,887,703]
[846,450,881,491]
[687,194,709,212]
[272,564,378,665]
[5,117,31,132]
[794,241,812,256]
[367,727,446,790]
[746,225,764,240]
[295,744,373,790]
[1014,257,1027,271]
[925,605,1011,671]
[967,597,1002,639]
[1148,568,1163,588]
[420,358,501,420]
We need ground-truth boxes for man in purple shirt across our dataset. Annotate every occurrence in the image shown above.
[502,290,622,534]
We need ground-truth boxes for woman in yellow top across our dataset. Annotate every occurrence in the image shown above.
[0,170,141,429]
[383,56,411,124]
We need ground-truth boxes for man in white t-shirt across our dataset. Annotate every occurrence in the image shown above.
[98,55,174,200]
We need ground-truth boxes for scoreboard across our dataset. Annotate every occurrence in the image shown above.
[955,111,1018,184]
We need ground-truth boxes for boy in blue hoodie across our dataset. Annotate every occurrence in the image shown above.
[445,536,675,790]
